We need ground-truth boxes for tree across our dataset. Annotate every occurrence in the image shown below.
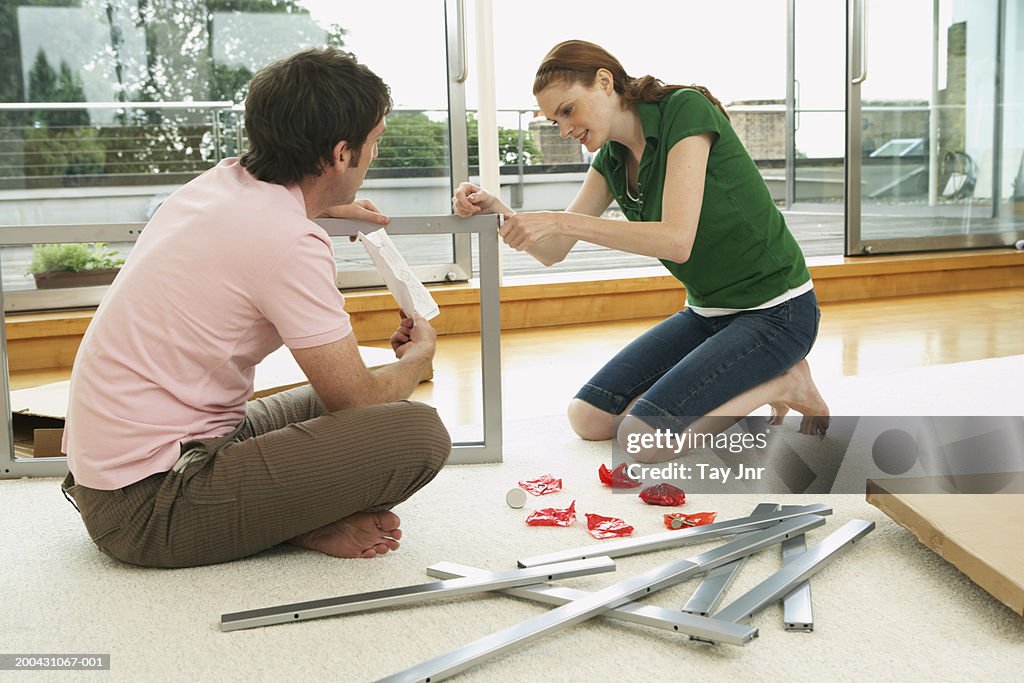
[376,111,449,169]
[375,112,543,171]
[25,50,103,180]
[467,114,542,167]
[0,0,26,127]
[210,63,253,102]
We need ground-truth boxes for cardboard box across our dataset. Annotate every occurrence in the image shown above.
[10,345,415,458]
[867,474,1024,618]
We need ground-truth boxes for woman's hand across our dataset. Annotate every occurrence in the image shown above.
[499,211,563,251]
[322,198,390,226]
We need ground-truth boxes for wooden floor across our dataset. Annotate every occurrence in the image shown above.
[10,288,1022,435]
[395,287,1024,431]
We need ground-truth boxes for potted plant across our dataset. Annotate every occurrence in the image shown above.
[29,242,125,289]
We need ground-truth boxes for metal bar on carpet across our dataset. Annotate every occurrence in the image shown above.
[713,519,875,625]
[220,556,615,632]
[516,503,832,568]
[781,531,814,631]
[377,514,827,683]
[680,502,780,616]
[426,561,757,646]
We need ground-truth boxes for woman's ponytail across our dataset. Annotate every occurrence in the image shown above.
[623,76,730,120]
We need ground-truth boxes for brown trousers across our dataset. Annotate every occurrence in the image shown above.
[62,386,451,568]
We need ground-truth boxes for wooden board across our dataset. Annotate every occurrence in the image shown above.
[867,474,1024,618]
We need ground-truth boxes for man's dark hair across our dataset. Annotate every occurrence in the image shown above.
[240,47,392,185]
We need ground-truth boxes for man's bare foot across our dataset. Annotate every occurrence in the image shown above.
[778,360,830,436]
[288,511,403,559]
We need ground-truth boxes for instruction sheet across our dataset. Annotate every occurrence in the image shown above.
[358,228,440,320]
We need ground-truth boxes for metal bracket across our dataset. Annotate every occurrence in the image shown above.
[681,502,780,616]
[781,531,814,631]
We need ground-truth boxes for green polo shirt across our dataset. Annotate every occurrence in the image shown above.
[591,88,810,310]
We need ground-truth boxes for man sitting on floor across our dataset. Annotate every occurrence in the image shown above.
[60,47,451,568]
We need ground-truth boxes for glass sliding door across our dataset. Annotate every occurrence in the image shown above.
[847,0,1024,254]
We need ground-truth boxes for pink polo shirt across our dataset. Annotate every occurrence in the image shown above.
[63,159,353,490]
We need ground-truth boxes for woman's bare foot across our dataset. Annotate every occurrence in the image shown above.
[769,402,790,425]
[288,511,403,559]
[778,360,830,436]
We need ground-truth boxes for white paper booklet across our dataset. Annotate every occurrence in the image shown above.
[357,228,440,320]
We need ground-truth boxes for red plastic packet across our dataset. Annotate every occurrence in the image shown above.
[585,513,634,539]
[663,511,717,529]
[639,483,687,507]
[597,463,643,489]
[518,474,563,496]
[526,500,577,527]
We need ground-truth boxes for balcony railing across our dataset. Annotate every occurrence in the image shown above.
[1,102,821,190]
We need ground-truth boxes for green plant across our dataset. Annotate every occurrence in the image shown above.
[29,243,125,274]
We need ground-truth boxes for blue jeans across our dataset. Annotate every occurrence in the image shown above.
[575,289,821,427]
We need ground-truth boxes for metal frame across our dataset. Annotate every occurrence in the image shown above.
[0,213,503,478]
[516,503,832,568]
[380,515,827,683]
[714,519,875,624]
[426,561,758,646]
[317,215,503,465]
[680,502,779,616]
[220,556,616,632]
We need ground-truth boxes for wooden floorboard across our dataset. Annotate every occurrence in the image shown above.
[10,289,1022,432]
[403,287,1024,429]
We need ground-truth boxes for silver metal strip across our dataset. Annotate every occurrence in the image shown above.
[714,519,875,624]
[220,556,615,632]
[377,515,827,682]
[426,561,758,646]
[680,502,780,616]
[781,532,813,631]
[516,503,831,568]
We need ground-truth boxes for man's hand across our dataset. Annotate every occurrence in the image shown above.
[452,181,516,219]
[452,182,491,217]
[323,199,390,226]
[391,311,436,363]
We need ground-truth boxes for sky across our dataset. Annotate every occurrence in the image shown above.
[295,0,1006,158]
[299,0,943,111]
[13,0,1007,159]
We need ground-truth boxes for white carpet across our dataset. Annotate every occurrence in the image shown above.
[2,356,1023,682]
